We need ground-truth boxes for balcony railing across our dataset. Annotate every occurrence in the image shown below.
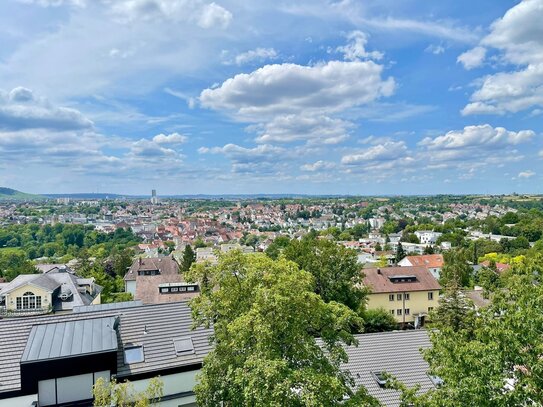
[0,306,51,318]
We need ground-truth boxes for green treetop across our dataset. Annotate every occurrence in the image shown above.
[186,251,377,407]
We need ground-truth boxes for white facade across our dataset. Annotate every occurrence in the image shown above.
[414,231,442,245]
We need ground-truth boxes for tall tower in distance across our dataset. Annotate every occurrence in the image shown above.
[151,189,158,204]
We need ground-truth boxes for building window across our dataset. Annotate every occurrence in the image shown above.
[124,346,144,364]
[171,287,179,292]
[390,310,395,315]
[428,292,434,300]
[173,337,194,355]
[17,292,41,310]
[372,372,388,388]
[160,287,168,293]
[405,308,410,315]
[404,293,410,300]
[389,294,394,301]
[187,286,195,292]
[396,293,402,301]
[428,307,434,313]
[397,309,402,316]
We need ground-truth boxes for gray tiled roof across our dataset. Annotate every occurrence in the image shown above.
[21,316,119,363]
[73,300,143,313]
[342,330,435,407]
[0,301,212,395]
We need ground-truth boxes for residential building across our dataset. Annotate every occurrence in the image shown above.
[0,270,101,317]
[340,330,440,407]
[0,301,211,407]
[362,266,441,326]
[398,254,444,279]
[124,256,199,304]
[195,247,217,263]
[414,230,442,245]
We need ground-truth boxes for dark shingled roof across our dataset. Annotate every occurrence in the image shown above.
[363,266,441,293]
[342,330,436,407]
[0,301,212,395]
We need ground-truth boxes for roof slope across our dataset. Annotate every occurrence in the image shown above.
[124,256,180,281]
[363,266,441,293]
[404,254,444,269]
[0,301,212,395]
[21,316,118,363]
[343,330,435,407]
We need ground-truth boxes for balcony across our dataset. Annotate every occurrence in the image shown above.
[0,305,51,318]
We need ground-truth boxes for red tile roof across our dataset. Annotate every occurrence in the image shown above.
[480,261,510,274]
[404,254,444,269]
[363,266,441,293]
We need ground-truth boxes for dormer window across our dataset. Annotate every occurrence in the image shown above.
[388,275,417,283]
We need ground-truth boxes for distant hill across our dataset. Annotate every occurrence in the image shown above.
[0,187,45,201]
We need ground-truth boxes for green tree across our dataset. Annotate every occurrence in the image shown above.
[186,251,376,407]
[93,376,163,407]
[440,250,472,288]
[361,308,398,333]
[283,236,367,311]
[265,236,291,260]
[181,244,196,272]
[395,242,406,263]
[418,258,543,406]
[431,282,475,332]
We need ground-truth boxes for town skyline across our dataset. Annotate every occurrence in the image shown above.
[1,0,542,195]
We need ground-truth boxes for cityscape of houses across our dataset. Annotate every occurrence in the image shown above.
[0,193,529,406]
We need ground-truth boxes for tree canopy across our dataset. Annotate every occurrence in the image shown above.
[186,251,377,406]
[282,236,367,311]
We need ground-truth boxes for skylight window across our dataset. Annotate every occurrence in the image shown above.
[372,371,388,388]
[124,346,144,364]
[173,337,194,355]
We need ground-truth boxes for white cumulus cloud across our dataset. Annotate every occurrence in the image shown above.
[462,0,543,114]
[419,124,534,149]
[234,48,278,66]
[457,46,486,70]
[152,132,188,144]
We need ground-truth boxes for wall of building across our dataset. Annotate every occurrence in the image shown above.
[129,370,198,406]
[126,280,137,296]
[366,290,439,323]
[4,285,51,311]
[91,292,101,305]
[0,394,37,407]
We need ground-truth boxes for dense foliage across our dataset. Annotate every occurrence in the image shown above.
[186,251,378,406]
[414,255,543,406]
[267,235,367,312]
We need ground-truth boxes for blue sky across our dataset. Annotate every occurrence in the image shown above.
[0,0,542,195]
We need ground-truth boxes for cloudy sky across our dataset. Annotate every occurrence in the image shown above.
[0,0,542,195]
